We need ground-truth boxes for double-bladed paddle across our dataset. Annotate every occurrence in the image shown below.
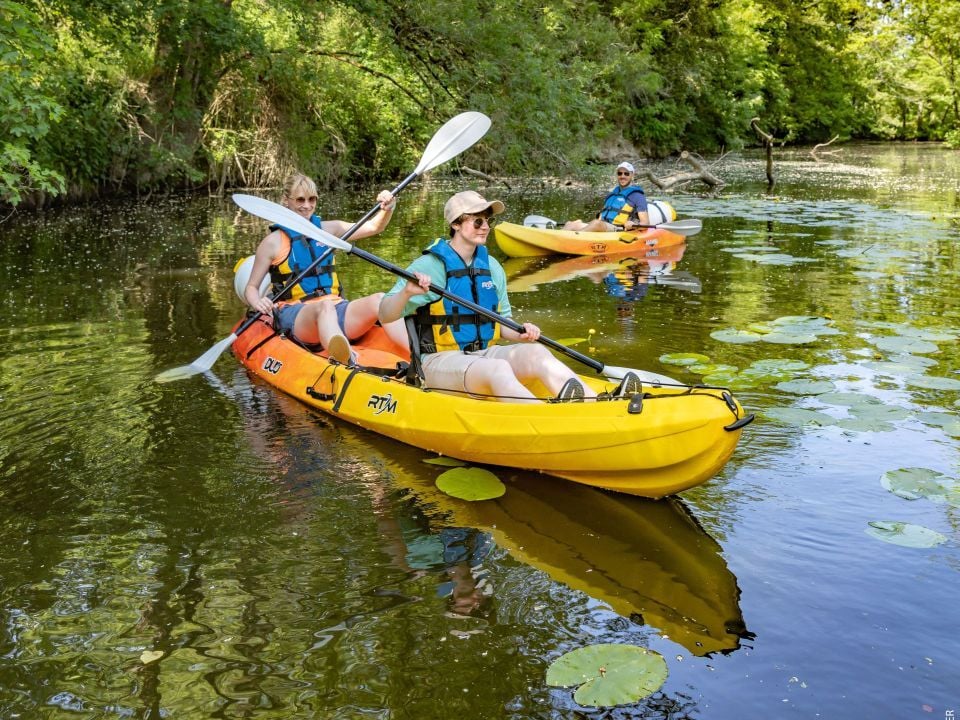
[154,111,492,383]
[523,214,703,237]
[232,193,674,384]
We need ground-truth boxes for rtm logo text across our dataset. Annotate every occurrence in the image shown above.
[367,394,398,415]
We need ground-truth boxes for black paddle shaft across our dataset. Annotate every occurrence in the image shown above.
[347,245,606,374]
[233,171,421,338]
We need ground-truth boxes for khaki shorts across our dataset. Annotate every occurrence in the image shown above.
[421,345,519,394]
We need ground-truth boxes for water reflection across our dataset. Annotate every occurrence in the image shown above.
[504,243,698,297]
[217,371,749,657]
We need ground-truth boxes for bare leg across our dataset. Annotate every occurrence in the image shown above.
[342,292,409,349]
[293,302,351,362]
[496,344,597,398]
[463,358,540,404]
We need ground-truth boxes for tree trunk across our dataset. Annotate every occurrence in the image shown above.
[142,0,236,185]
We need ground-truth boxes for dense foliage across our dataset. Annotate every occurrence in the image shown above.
[1,0,958,207]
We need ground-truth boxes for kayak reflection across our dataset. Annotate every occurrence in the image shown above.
[375,450,751,656]
[220,370,748,656]
[504,242,701,298]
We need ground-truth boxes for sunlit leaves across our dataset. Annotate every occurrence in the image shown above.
[546,644,668,707]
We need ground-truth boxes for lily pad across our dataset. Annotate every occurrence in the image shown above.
[546,644,668,707]
[775,379,836,395]
[423,456,468,467]
[760,331,819,345]
[659,352,711,366]
[880,467,955,502]
[436,467,505,501]
[711,328,764,344]
[700,369,743,386]
[764,407,837,426]
[689,363,738,376]
[906,375,960,391]
[750,359,810,373]
[865,521,946,548]
[817,392,881,407]
[895,327,958,343]
[872,336,939,354]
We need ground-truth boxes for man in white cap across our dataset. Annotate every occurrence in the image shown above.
[379,190,600,403]
[563,161,650,233]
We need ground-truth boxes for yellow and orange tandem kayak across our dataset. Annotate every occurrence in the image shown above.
[493,221,686,258]
[232,302,751,497]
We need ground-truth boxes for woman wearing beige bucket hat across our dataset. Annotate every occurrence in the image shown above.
[563,161,650,232]
[379,190,601,403]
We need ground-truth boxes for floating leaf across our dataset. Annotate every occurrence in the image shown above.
[689,363,738,376]
[896,327,958,342]
[659,352,711,366]
[423,456,468,467]
[711,328,764,344]
[775,379,836,395]
[764,407,837,426]
[750,359,810,373]
[906,375,960,391]
[436,467,505,501]
[700,369,743,386]
[835,417,896,432]
[140,650,164,664]
[546,644,668,707]
[880,468,955,502]
[760,332,819,345]
[872,336,939,354]
[817,392,882,407]
[865,521,946,548]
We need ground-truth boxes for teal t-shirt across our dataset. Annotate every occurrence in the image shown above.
[384,245,512,318]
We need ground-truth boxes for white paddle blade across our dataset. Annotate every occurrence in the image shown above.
[414,112,491,175]
[231,194,349,250]
[523,214,557,229]
[660,219,702,237]
[155,333,239,382]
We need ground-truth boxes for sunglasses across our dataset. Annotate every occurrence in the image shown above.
[293,195,318,204]
[460,214,495,229]
[616,171,632,177]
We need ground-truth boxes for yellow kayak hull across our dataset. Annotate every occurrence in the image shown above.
[494,221,686,258]
[232,312,749,498]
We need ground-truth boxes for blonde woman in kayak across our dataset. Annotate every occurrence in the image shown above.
[563,161,651,232]
[244,173,408,363]
[380,190,640,403]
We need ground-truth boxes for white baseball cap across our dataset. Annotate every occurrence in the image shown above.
[616,161,635,174]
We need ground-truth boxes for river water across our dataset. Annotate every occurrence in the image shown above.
[1,143,958,718]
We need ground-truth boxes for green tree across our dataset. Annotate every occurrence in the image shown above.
[0,0,65,207]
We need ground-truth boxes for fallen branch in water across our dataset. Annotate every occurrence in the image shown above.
[811,135,842,159]
[461,166,512,190]
[641,151,725,191]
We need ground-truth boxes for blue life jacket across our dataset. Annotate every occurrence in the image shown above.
[268,213,341,300]
[599,185,647,225]
[414,239,501,354]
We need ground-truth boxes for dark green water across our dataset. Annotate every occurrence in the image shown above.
[1,143,958,718]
